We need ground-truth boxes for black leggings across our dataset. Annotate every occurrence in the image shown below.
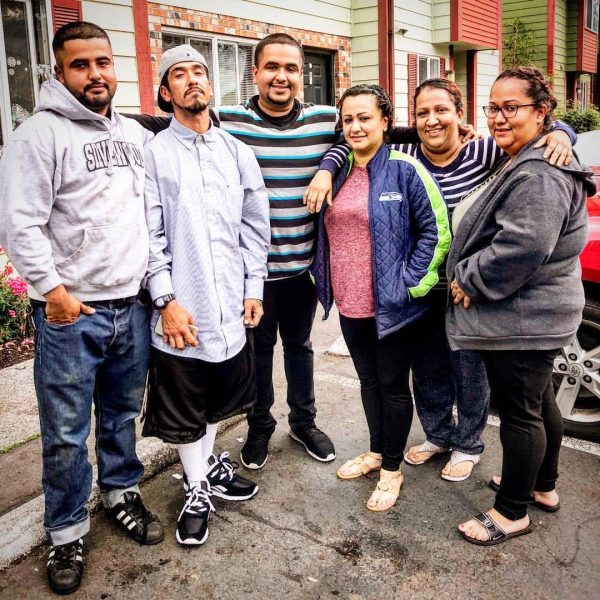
[339,315,417,471]
[481,349,563,520]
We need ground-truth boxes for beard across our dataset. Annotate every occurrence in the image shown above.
[71,83,115,112]
[172,91,209,114]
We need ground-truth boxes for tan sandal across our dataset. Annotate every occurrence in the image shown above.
[337,452,382,480]
[405,440,449,465]
[367,469,403,512]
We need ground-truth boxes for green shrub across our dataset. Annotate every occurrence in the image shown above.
[555,101,600,133]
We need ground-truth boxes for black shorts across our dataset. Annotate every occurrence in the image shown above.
[142,334,256,444]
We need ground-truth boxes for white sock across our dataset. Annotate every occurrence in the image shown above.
[177,437,207,487]
[202,423,219,469]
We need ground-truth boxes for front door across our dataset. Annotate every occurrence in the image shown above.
[303,51,334,106]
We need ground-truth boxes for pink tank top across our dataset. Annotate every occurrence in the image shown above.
[324,166,375,318]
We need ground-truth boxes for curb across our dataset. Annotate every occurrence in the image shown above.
[0,415,246,571]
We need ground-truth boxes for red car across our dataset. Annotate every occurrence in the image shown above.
[553,130,600,441]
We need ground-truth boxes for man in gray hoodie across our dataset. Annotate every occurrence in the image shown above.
[0,22,163,595]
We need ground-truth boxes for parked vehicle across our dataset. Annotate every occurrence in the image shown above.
[553,130,600,441]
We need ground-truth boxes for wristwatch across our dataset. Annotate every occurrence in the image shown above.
[153,293,176,309]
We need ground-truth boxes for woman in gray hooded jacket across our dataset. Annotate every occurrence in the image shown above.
[447,67,595,546]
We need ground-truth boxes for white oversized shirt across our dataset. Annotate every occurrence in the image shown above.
[144,118,270,362]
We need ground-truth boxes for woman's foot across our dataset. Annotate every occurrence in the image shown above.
[337,451,382,480]
[440,451,480,482]
[490,475,560,510]
[366,468,403,512]
[405,440,449,465]
[459,508,531,544]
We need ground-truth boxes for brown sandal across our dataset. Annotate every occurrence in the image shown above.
[336,452,382,480]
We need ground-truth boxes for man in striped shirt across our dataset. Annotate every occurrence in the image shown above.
[226,33,338,469]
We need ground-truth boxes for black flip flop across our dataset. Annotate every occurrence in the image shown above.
[460,511,533,546]
[487,480,560,513]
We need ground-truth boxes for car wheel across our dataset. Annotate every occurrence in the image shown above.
[553,298,600,442]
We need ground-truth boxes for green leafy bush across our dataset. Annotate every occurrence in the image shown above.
[555,101,600,133]
[0,248,31,344]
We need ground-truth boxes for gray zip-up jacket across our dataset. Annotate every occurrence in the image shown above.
[446,141,595,351]
[0,77,151,301]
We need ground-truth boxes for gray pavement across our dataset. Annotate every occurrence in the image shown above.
[0,307,599,599]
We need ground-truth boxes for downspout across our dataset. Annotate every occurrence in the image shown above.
[132,0,155,114]
[378,0,395,101]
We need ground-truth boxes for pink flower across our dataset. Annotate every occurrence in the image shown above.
[8,309,16,318]
[7,277,27,296]
[4,264,13,276]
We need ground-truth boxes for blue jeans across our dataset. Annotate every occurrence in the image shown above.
[248,271,318,435]
[32,299,150,545]
[411,291,489,454]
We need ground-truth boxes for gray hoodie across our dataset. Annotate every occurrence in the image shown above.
[446,141,595,351]
[0,77,151,301]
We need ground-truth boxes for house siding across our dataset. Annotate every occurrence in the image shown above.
[477,49,500,122]
[451,0,502,48]
[82,0,140,112]
[350,0,379,85]
[162,0,352,37]
[502,0,549,71]
[555,0,568,104]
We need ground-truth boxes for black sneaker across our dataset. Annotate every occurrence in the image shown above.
[47,538,83,595]
[176,481,214,546]
[290,426,336,462]
[205,452,259,501]
[108,491,164,545]
[240,431,271,470]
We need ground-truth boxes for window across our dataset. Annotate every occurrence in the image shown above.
[418,56,440,84]
[162,33,256,107]
[0,0,51,155]
[586,0,599,32]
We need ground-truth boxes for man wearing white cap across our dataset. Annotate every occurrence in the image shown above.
[142,44,270,546]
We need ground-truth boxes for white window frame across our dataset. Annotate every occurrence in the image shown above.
[586,0,599,33]
[162,29,257,106]
[417,55,440,85]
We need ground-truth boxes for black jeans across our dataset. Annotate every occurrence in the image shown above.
[247,271,318,435]
[481,349,563,521]
[339,315,417,471]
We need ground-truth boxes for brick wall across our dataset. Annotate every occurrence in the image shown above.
[147,2,352,111]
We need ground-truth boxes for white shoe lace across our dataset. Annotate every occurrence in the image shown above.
[208,452,236,483]
[180,485,215,519]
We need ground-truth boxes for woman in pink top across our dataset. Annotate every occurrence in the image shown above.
[313,85,450,511]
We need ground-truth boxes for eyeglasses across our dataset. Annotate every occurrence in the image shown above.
[482,104,538,118]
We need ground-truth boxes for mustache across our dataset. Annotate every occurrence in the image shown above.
[185,87,205,96]
[84,82,108,93]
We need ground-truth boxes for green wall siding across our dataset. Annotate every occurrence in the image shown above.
[503,0,548,71]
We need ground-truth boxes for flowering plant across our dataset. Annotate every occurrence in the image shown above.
[0,248,31,344]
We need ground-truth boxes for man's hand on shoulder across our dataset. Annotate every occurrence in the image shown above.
[44,285,95,324]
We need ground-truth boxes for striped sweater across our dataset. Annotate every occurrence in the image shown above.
[321,136,505,213]
[216,97,339,280]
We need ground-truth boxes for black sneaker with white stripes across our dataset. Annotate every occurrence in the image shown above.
[205,452,259,501]
[107,491,164,545]
[47,538,83,595]
[290,426,336,462]
[176,481,215,546]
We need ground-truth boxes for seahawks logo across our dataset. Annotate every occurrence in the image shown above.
[379,192,403,202]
